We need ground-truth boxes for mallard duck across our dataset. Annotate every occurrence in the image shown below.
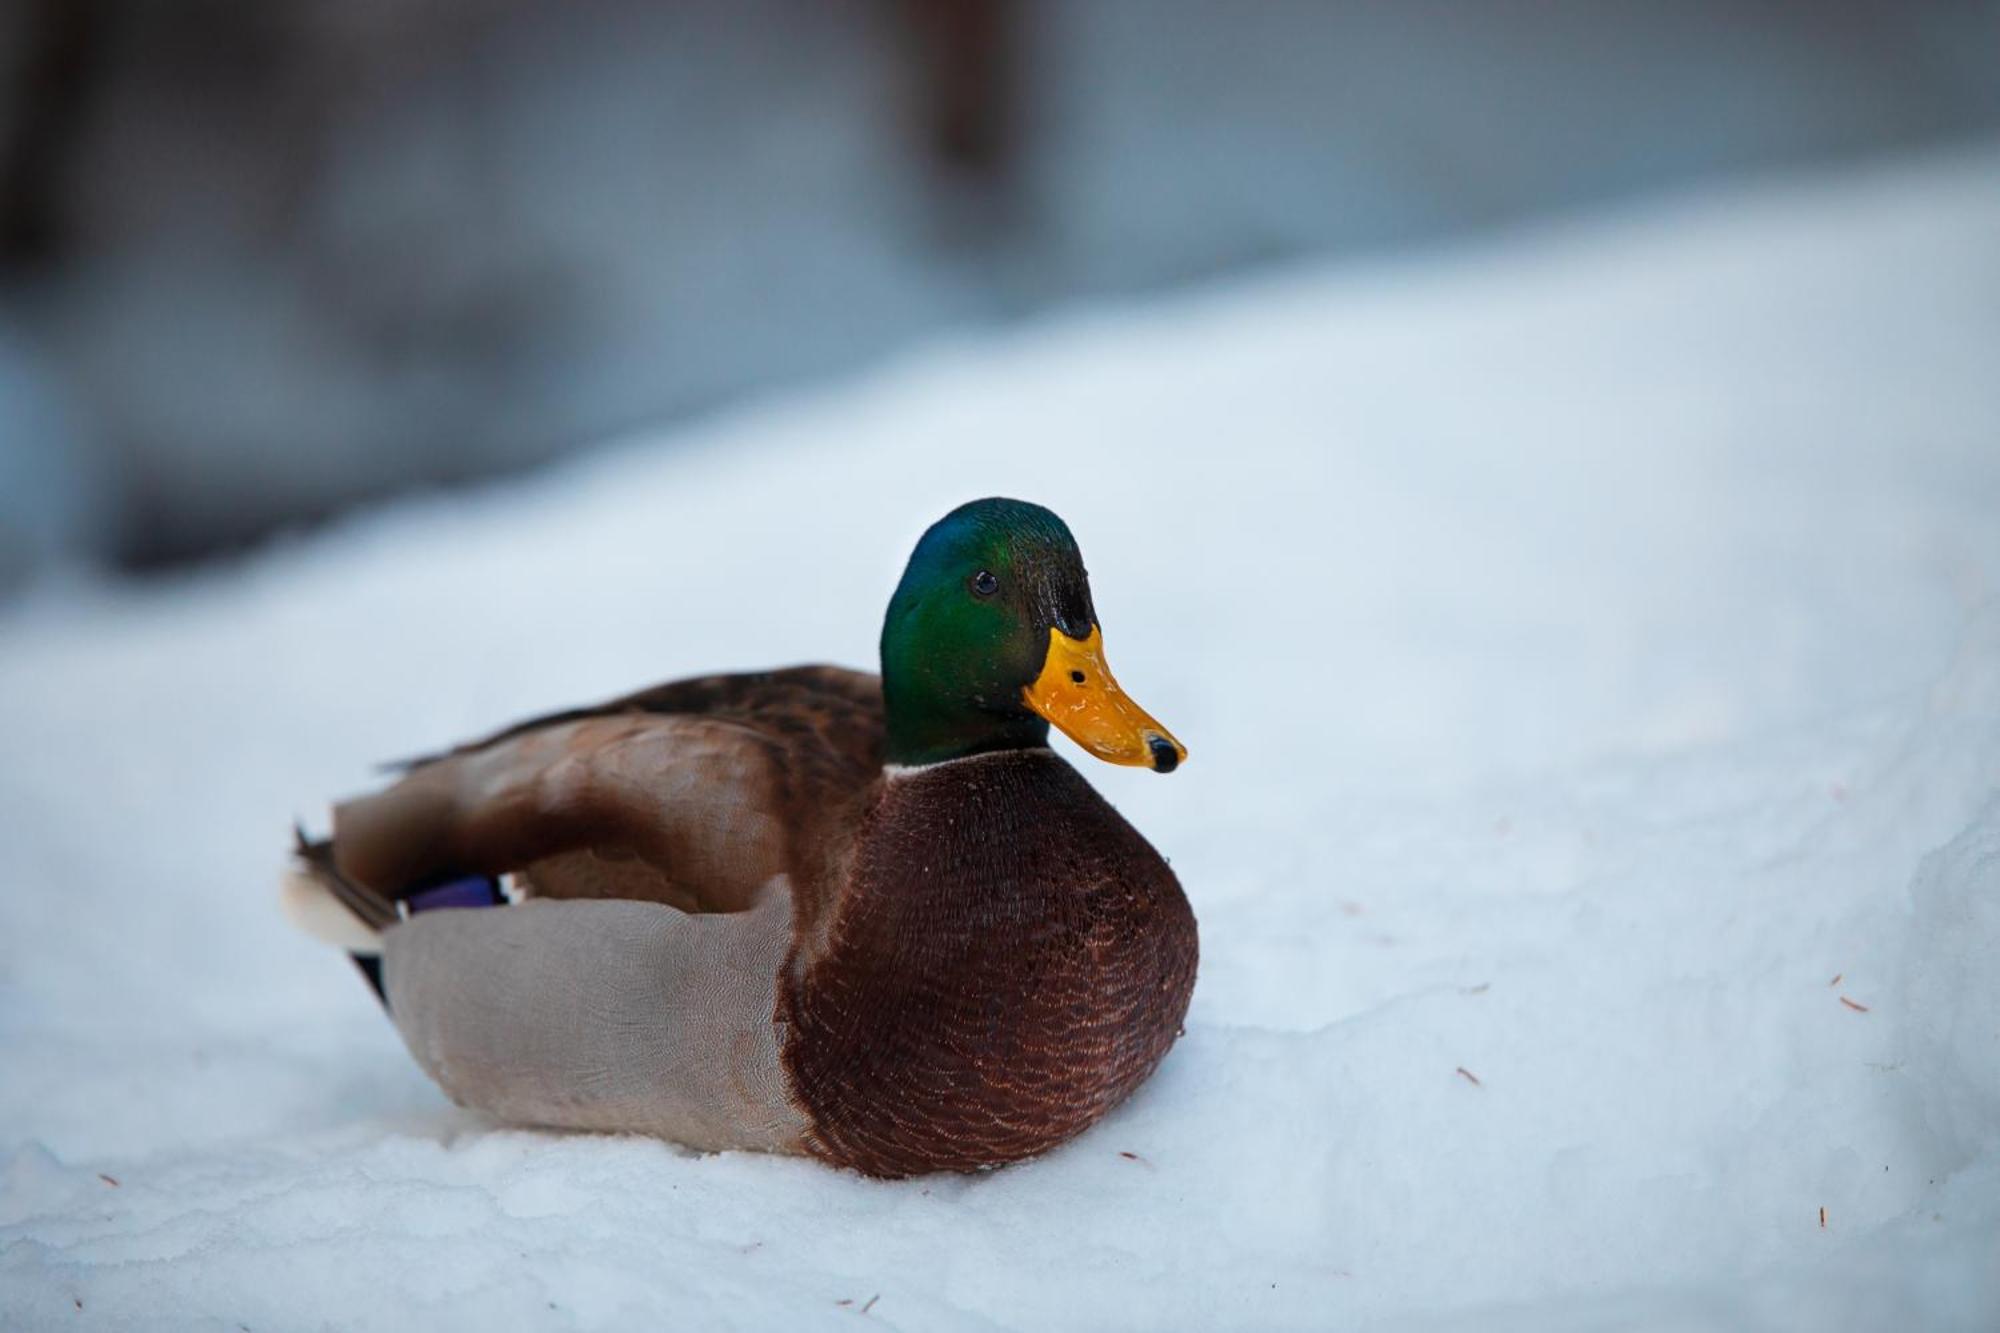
[284,497,1195,1177]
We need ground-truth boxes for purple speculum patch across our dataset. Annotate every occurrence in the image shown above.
[403,875,504,915]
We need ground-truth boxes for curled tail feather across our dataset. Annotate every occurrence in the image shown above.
[281,826,396,953]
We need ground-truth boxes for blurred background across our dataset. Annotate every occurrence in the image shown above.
[2,0,1998,589]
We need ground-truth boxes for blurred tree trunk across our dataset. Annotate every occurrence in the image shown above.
[904,0,1013,181]
[0,0,105,267]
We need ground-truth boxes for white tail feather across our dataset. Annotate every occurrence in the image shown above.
[279,868,384,954]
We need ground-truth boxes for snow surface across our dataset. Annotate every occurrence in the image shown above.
[3,146,1999,1331]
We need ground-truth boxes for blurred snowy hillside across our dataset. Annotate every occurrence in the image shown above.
[1,0,1998,580]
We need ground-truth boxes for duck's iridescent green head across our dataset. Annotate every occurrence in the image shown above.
[879,498,1187,772]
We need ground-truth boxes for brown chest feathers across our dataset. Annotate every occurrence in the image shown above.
[778,750,1198,1177]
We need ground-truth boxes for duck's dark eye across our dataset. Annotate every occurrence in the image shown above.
[970,569,1000,598]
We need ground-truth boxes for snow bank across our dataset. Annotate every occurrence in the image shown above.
[3,145,1998,1330]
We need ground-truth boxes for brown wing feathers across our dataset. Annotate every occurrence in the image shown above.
[314,667,887,912]
[382,666,883,772]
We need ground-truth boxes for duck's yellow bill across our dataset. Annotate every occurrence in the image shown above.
[1023,626,1188,773]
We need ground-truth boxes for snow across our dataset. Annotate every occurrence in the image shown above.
[4,145,1999,1330]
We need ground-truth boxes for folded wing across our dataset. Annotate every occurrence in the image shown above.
[328,665,884,915]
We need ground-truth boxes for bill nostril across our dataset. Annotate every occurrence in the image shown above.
[1147,734,1180,774]
[1070,670,1086,684]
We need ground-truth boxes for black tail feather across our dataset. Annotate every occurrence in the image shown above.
[349,953,388,1006]
[291,824,398,933]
